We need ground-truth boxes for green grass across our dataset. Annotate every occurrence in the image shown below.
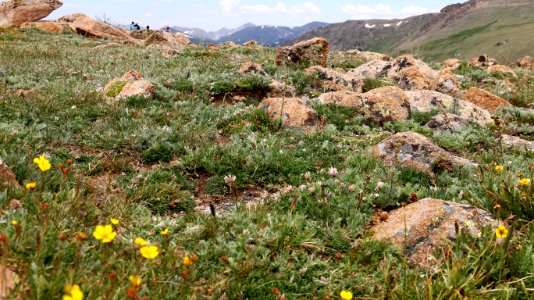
[0,29,533,299]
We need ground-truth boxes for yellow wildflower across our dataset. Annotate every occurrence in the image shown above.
[519,178,531,186]
[140,245,159,259]
[110,218,119,225]
[63,284,83,300]
[183,256,192,267]
[129,275,142,287]
[11,220,17,226]
[33,155,51,172]
[495,225,509,239]
[160,228,169,236]
[93,225,116,243]
[25,182,37,190]
[495,165,504,172]
[340,290,353,300]
[134,238,148,246]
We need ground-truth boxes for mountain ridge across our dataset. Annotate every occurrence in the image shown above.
[291,0,534,62]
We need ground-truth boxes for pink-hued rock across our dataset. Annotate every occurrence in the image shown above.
[0,0,62,27]
[373,131,475,174]
[464,87,512,113]
[258,97,317,133]
[370,198,497,266]
[102,70,154,103]
[318,86,411,125]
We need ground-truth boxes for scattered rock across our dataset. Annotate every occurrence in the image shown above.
[373,131,475,174]
[59,13,139,44]
[0,0,62,27]
[343,49,391,62]
[347,60,391,79]
[468,54,497,69]
[370,198,497,267]
[442,58,461,70]
[144,31,190,48]
[268,80,295,98]
[425,113,470,133]
[501,135,534,152]
[516,55,533,69]
[19,20,66,33]
[258,97,317,133]
[305,65,363,92]
[464,87,512,113]
[0,156,19,190]
[437,69,461,95]
[318,87,411,125]
[243,40,259,48]
[405,90,493,125]
[275,37,329,67]
[239,61,267,76]
[102,70,154,103]
[391,55,440,91]
[486,65,518,78]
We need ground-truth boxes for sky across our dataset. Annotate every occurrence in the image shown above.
[48,0,461,31]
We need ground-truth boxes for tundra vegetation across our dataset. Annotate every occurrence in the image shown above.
[0,29,533,299]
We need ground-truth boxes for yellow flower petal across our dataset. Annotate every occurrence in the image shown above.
[134,238,148,246]
[495,225,509,239]
[110,218,119,225]
[129,275,142,287]
[340,290,353,300]
[140,245,159,259]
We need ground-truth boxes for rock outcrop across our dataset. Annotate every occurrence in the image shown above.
[501,135,534,152]
[425,113,470,133]
[516,55,533,69]
[373,131,475,174]
[102,70,154,103]
[20,20,66,33]
[347,55,459,95]
[258,97,317,132]
[468,54,497,69]
[144,31,190,48]
[370,198,498,266]
[275,37,329,67]
[442,58,461,70]
[0,0,62,27]
[0,156,19,190]
[486,65,517,78]
[343,49,391,62]
[318,87,411,125]
[305,66,363,92]
[463,87,512,113]
[405,90,493,125]
[59,13,139,44]
[239,61,267,76]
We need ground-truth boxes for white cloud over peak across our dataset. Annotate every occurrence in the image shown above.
[218,1,320,17]
[341,3,430,20]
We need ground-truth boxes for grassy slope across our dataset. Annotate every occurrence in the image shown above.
[408,5,534,62]
[294,2,534,63]
[0,30,533,299]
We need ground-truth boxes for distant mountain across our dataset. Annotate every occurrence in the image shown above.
[218,22,329,46]
[166,23,255,41]
[291,0,534,63]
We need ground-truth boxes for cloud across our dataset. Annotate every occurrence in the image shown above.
[220,0,241,15]
[219,1,320,17]
[341,3,429,20]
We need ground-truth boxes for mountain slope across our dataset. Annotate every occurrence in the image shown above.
[293,0,534,62]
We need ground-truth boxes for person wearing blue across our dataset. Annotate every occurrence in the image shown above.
[129,21,136,30]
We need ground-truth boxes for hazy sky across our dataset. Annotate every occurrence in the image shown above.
[48,0,461,31]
